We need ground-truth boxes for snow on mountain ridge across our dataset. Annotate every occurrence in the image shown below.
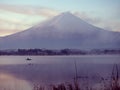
[0,12,120,49]
[26,12,104,35]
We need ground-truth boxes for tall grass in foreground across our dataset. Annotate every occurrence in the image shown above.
[33,79,120,90]
[33,64,120,90]
[33,83,76,90]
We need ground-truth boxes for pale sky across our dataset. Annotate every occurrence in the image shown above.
[0,0,120,36]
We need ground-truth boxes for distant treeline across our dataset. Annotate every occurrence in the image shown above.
[0,49,120,55]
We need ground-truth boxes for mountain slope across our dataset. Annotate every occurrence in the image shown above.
[0,12,120,49]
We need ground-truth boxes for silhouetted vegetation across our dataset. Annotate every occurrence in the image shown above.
[32,64,120,90]
[0,48,120,55]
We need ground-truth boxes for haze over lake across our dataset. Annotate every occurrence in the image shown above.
[0,55,120,89]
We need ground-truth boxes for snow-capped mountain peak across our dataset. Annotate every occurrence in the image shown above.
[0,12,120,49]
[33,12,97,33]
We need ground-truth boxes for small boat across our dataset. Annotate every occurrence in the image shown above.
[26,58,32,61]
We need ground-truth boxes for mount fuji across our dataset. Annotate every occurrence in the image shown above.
[0,12,120,49]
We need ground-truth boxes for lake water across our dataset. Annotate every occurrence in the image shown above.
[0,55,120,90]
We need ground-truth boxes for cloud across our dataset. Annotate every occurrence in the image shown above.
[0,19,29,36]
[74,11,102,24]
[102,21,120,32]
[0,13,40,36]
[0,4,60,36]
[0,4,59,18]
[0,4,119,37]
[0,29,20,36]
[74,11,120,32]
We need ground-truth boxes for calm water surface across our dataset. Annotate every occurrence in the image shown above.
[0,55,120,89]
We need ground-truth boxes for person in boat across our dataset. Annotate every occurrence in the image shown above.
[26,58,32,61]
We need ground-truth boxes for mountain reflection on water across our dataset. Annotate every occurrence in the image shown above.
[0,73,32,90]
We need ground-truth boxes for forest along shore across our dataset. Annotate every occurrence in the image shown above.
[0,49,120,55]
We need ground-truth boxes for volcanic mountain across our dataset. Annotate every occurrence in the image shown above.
[0,12,120,49]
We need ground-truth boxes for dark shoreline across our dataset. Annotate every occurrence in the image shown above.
[0,48,120,56]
